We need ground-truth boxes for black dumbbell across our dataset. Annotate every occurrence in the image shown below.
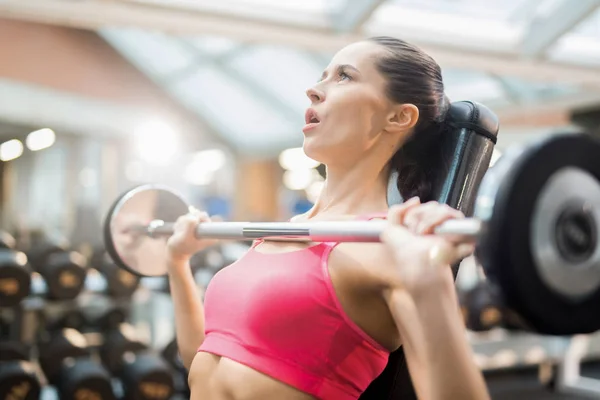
[78,305,132,334]
[45,306,132,334]
[463,280,504,332]
[100,324,174,400]
[27,242,88,301]
[161,339,190,397]
[39,328,116,400]
[457,288,469,327]
[0,248,32,307]
[0,341,41,400]
[90,251,141,298]
[44,308,87,332]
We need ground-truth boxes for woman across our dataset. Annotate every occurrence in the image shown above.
[166,37,490,400]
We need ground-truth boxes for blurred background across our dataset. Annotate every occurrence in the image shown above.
[0,0,599,399]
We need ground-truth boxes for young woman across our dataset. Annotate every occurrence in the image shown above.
[165,37,491,400]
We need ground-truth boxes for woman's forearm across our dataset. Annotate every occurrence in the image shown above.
[167,256,206,370]
[387,273,490,400]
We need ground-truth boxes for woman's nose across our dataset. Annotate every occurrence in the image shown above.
[306,86,325,103]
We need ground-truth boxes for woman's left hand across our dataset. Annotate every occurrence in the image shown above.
[381,198,475,295]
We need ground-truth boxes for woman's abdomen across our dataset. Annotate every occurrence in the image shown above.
[188,352,316,400]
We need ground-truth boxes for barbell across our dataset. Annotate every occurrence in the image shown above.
[103,133,600,336]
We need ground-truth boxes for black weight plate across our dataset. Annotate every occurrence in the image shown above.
[161,339,182,370]
[100,324,148,373]
[464,281,504,332]
[0,250,31,307]
[120,351,174,400]
[100,261,141,298]
[95,307,129,331]
[59,358,116,400]
[103,185,189,277]
[476,133,600,335]
[0,360,41,400]
[26,241,69,271]
[39,329,91,383]
[103,187,145,277]
[0,341,30,362]
[44,252,88,300]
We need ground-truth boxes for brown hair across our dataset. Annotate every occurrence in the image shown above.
[369,36,450,202]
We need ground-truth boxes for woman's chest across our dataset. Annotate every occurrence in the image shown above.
[204,245,400,351]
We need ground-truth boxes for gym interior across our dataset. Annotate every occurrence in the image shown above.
[0,1,599,399]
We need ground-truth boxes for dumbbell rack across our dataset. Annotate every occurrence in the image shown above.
[1,270,189,399]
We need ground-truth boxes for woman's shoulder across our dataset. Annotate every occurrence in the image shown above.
[329,243,397,291]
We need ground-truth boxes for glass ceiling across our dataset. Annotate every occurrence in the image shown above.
[101,0,600,155]
[389,0,530,22]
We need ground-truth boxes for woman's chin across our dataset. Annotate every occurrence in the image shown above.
[302,141,327,164]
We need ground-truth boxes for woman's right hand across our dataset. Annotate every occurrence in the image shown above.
[381,198,474,296]
[167,208,219,262]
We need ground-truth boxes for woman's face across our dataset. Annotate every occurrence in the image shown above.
[303,41,396,167]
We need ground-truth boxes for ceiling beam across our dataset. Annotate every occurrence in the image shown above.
[332,0,387,33]
[0,78,149,138]
[176,40,301,124]
[520,0,600,57]
[1,0,600,88]
[494,89,600,122]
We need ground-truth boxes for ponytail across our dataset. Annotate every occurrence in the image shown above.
[391,96,451,202]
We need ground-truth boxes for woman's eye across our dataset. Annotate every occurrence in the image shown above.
[339,72,351,81]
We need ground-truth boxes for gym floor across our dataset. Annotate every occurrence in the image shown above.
[486,362,600,400]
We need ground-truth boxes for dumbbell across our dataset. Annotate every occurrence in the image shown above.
[28,243,140,301]
[71,305,130,333]
[457,289,469,327]
[27,242,88,301]
[100,323,174,400]
[0,341,41,400]
[44,308,87,332]
[38,328,116,400]
[161,339,190,397]
[0,246,32,307]
[462,281,504,332]
[90,250,141,298]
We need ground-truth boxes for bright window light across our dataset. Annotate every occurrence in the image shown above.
[26,128,56,151]
[279,148,319,170]
[489,149,502,168]
[0,140,24,161]
[184,165,214,186]
[283,169,320,191]
[191,149,227,172]
[133,120,179,165]
[184,149,226,186]
[306,180,324,203]
[125,161,145,182]
[79,168,97,188]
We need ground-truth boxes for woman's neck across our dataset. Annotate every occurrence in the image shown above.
[306,161,390,219]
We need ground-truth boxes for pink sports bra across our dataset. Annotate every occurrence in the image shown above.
[198,215,390,400]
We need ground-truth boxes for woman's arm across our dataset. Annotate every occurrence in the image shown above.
[380,199,490,400]
[384,272,490,400]
[167,256,206,370]
[166,209,219,370]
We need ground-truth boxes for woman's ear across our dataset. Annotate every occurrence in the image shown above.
[386,104,419,134]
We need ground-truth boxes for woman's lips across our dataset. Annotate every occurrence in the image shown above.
[302,122,320,133]
[303,108,321,133]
